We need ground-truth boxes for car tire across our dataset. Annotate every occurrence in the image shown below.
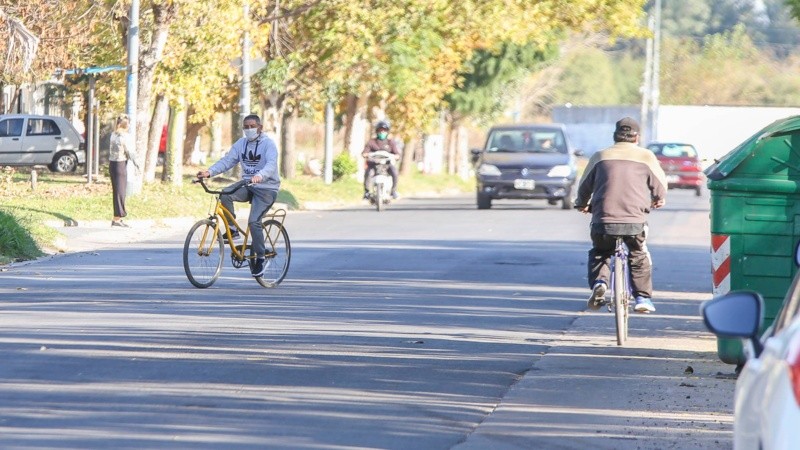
[477,193,492,210]
[561,195,574,210]
[50,151,78,173]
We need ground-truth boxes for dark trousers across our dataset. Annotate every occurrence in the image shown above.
[364,163,398,193]
[110,160,127,218]
[588,230,652,298]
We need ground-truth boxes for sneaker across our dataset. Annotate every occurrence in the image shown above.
[223,229,241,242]
[111,220,129,228]
[587,281,607,310]
[251,257,265,277]
[634,296,656,313]
[391,191,399,199]
[363,192,370,200]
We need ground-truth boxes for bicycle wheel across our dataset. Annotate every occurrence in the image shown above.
[613,256,628,346]
[255,219,291,288]
[183,219,224,288]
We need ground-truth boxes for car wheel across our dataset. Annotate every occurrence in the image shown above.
[477,193,492,210]
[50,151,78,173]
[562,195,574,210]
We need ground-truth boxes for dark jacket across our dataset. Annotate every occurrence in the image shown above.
[577,142,667,231]
[363,137,400,157]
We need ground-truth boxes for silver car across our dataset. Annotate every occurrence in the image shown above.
[0,114,86,172]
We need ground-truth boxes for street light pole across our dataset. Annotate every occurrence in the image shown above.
[650,0,662,142]
[240,2,251,122]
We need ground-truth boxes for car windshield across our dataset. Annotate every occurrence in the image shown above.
[649,143,697,158]
[486,129,567,154]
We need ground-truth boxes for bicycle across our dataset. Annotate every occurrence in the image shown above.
[607,235,634,346]
[183,178,291,289]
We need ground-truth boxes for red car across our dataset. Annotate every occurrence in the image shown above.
[646,142,705,196]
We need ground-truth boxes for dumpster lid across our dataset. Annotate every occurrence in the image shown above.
[705,115,800,181]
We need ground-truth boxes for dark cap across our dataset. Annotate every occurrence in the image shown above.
[615,117,639,135]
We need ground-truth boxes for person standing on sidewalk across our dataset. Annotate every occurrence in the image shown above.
[108,114,138,228]
[575,117,668,313]
[196,114,280,278]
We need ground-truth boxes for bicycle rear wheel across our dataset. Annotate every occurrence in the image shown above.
[613,257,628,346]
[183,219,224,288]
[255,219,291,288]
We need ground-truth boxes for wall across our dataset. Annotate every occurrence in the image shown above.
[552,105,800,162]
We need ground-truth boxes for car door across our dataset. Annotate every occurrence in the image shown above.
[22,118,63,165]
[734,274,800,449]
[0,117,25,165]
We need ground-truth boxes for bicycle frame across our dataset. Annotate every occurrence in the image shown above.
[609,238,633,309]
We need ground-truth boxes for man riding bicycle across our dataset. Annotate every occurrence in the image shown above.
[575,117,667,313]
[197,114,280,278]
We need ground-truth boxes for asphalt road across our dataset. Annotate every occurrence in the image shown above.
[0,189,733,449]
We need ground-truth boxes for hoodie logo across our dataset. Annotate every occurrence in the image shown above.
[243,141,262,168]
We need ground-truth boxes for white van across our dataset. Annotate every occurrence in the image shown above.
[0,114,86,172]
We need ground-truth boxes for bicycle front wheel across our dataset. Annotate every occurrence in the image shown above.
[613,258,628,346]
[255,219,291,288]
[183,219,224,288]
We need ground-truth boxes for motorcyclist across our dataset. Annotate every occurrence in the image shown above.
[362,120,401,199]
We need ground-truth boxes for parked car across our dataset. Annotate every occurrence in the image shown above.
[701,273,800,450]
[0,114,86,172]
[646,142,705,196]
[471,123,581,210]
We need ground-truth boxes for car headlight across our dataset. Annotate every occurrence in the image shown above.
[548,165,572,178]
[478,164,502,176]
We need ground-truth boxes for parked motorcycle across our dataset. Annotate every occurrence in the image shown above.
[365,150,397,212]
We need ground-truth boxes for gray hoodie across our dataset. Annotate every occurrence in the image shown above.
[208,133,280,191]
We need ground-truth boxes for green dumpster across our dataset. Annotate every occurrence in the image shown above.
[706,115,800,365]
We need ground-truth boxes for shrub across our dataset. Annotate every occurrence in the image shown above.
[332,152,358,181]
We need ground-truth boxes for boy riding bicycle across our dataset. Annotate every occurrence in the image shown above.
[197,114,280,278]
[575,117,667,313]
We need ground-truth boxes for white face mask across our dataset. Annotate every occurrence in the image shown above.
[243,128,259,141]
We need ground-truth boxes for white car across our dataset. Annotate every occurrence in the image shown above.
[702,275,800,450]
[0,114,86,172]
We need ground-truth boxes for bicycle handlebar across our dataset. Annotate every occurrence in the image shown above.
[193,177,251,195]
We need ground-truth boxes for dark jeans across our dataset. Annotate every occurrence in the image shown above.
[110,160,127,218]
[588,229,652,298]
[221,184,277,258]
[364,163,398,194]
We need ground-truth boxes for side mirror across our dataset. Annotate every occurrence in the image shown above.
[700,290,764,356]
[573,149,584,157]
[470,148,482,164]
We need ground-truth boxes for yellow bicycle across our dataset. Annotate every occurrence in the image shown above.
[183,178,291,288]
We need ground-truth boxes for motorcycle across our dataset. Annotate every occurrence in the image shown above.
[365,150,397,212]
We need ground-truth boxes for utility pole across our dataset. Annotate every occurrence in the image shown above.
[651,0,662,142]
[640,14,655,144]
[324,101,334,184]
[240,2,251,123]
[125,0,140,195]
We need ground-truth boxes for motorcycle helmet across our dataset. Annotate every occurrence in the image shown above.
[375,120,390,132]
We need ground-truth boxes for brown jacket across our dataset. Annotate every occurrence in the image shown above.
[577,142,667,226]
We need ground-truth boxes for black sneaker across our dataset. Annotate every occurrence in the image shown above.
[251,257,265,277]
[363,192,370,200]
[587,281,607,310]
[223,229,241,242]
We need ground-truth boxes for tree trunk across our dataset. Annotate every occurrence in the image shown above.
[209,113,223,161]
[129,1,177,193]
[162,99,186,185]
[342,94,358,152]
[280,106,297,179]
[446,124,458,175]
[183,107,202,166]
[144,93,168,182]
[400,135,417,176]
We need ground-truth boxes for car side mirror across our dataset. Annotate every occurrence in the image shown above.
[470,148,482,164]
[701,290,764,357]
